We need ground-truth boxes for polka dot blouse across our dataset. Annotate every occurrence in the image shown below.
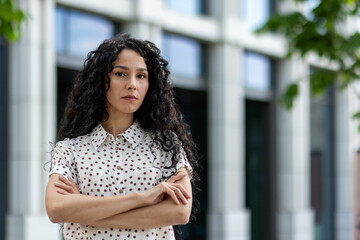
[49,120,192,240]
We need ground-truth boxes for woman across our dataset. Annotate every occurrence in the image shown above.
[45,33,198,240]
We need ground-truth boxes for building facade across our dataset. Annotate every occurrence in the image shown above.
[2,0,360,240]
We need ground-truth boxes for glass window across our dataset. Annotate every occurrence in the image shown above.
[166,0,205,15]
[245,99,276,240]
[56,7,115,59]
[174,88,207,240]
[162,33,203,79]
[56,7,65,53]
[243,51,271,92]
[241,0,271,30]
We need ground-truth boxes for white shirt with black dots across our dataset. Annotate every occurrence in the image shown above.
[49,120,192,240]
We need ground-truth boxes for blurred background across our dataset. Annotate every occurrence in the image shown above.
[1,0,360,240]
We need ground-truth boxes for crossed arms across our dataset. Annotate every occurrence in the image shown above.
[45,168,192,229]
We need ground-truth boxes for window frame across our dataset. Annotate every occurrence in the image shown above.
[55,6,120,62]
[243,50,276,102]
[162,32,207,91]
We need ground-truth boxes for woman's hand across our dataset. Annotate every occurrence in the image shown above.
[167,171,188,183]
[54,175,80,195]
[140,171,190,206]
[140,182,190,206]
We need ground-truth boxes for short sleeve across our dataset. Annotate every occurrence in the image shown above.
[49,139,78,183]
[163,146,193,180]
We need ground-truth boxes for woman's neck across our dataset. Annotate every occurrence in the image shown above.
[101,113,134,137]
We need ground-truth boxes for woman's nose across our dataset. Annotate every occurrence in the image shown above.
[127,75,137,90]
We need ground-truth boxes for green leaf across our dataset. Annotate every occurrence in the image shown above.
[310,71,336,97]
[0,0,26,42]
[279,83,299,110]
[353,111,360,120]
[257,0,360,132]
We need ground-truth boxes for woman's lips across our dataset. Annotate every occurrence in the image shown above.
[122,95,137,101]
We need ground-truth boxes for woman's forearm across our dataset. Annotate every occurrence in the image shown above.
[87,173,193,229]
[89,196,192,229]
[46,171,190,224]
[46,174,145,223]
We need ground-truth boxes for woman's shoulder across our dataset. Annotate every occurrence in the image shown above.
[55,132,92,149]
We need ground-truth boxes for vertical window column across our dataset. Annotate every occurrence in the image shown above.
[310,83,335,240]
[243,51,277,240]
[160,33,207,239]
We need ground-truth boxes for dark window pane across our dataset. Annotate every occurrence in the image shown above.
[173,88,207,240]
[162,34,202,79]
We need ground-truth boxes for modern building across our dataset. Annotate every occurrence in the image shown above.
[1,0,359,240]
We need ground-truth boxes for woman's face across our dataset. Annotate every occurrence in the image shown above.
[105,49,149,119]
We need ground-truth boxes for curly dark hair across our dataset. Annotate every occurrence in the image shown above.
[57,33,199,184]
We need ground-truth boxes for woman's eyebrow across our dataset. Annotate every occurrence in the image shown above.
[114,65,148,72]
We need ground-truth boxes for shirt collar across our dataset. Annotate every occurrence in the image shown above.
[121,120,145,149]
[90,123,110,150]
[90,120,145,150]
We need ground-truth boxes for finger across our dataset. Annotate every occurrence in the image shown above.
[166,172,184,183]
[59,176,79,194]
[168,185,188,204]
[54,182,76,193]
[56,188,70,195]
[162,185,180,205]
[171,183,191,199]
[54,182,73,193]
[67,176,79,190]
[58,175,73,186]
[167,172,187,183]
[67,176,75,184]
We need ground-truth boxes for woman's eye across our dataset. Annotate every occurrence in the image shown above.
[116,72,126,77]
[137,74,147,79]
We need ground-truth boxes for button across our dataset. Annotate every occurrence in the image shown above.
[115,146,119,150]
[119,189,124,194]
[117,166,121,170]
